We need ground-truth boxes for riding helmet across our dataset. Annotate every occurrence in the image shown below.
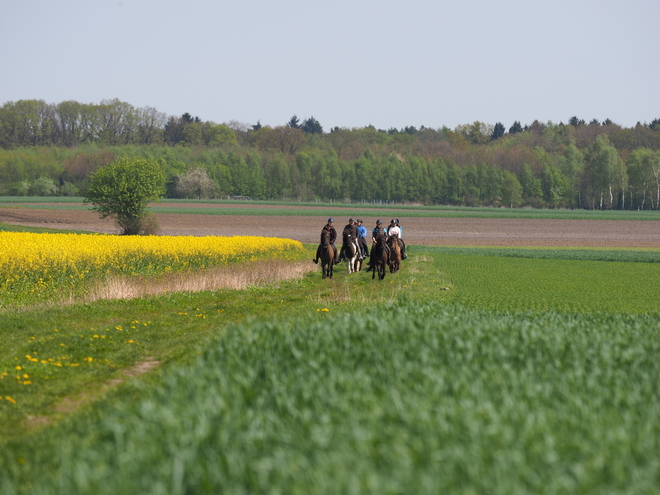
[328,218,334,223]
[391,219,396,224]
[349,218,354,222]
[376,219,382,225]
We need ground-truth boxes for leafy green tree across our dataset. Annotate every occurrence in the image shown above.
[263,154,291,199]
[226,154,249,195]
[182,122,204,146]
[29,176,57,196]
[245,152,267,198]
[501,171,523,207]
[583,135,621,209]
[560,143,585,207]
[519,164,542,205]
[445,163,464,204]
[84,156,166,235]
[541,165,568,208]
[627,148,660,209]
[427,159,448,204]
[203,123,237,147]
[456,122,492,145]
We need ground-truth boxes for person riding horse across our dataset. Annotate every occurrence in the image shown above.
[313,218,338,264]
[387,219,408,260]
[338,218,359,262]
[366,219,390,272]
[356,219,369,259]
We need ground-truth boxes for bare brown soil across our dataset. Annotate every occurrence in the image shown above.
[1,205,659,248]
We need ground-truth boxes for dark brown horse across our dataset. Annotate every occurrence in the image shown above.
[387,234,402,273]
[371,234,389,280]
[319,230,336,279]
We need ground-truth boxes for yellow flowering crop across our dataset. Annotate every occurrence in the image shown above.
[0,232,303,306]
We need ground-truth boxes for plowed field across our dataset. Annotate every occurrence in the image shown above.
[1,204,659,248]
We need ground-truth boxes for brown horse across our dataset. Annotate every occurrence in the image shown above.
[319,230,335,279]
[371,234,389,280]
[387,234,401,273]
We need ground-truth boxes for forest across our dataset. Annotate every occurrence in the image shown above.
[1,98,659,209]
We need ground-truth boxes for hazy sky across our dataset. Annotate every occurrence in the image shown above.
[2,0,658,131]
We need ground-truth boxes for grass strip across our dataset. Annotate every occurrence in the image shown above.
[2,198,660,220]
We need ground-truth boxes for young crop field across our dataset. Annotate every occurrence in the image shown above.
[1,212,660,493]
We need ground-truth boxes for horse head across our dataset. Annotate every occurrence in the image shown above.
[321,229,331,247]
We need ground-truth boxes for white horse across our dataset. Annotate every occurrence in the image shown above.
[345,236,361,274]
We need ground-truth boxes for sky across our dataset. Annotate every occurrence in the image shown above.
[1,0,658,131]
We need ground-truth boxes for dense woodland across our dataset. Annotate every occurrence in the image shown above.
[1,98,660,209]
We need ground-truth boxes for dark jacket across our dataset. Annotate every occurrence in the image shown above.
[372,226,385,239]
[342,223,357,242]
[321,224,337,244]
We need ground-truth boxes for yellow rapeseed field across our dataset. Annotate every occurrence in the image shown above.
[0,232,303,306]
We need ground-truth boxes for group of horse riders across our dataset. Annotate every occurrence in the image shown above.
[312,217,407,270]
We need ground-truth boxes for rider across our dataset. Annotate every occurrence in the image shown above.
[395,218,408,259]
[366,219,389,272]
[339,218,358,262]
[356,219,368,260]
[312,218,338,264]
[387,219,408,260]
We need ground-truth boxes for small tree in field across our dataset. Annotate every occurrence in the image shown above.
[84,156,166,235]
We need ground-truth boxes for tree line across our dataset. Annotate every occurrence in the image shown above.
[1,99,659,210]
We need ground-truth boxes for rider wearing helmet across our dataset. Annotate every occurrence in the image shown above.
[387,219,407,260]
[338,218,358,262]
[366,219,389,272]
[356,219,368,260]
[395,219,407,259]
[313,218,338,264]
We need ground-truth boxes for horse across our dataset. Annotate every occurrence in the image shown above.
[371,234,389,280]
[387,234,402,273]
[342,232,361,274]
[319,230,335,279]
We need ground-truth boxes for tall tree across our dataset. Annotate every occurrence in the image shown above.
[568,116,585,127]
[508,121,523,134]
[301,116,323,134]
[627,148,660,209]
[286,115,301,129]
[491,122,505,140]
[583,135,621,209]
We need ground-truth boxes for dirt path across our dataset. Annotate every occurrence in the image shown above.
[1,207,659,248]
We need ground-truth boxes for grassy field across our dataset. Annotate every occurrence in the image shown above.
[2,196,660,220]
[1,218,660,493]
